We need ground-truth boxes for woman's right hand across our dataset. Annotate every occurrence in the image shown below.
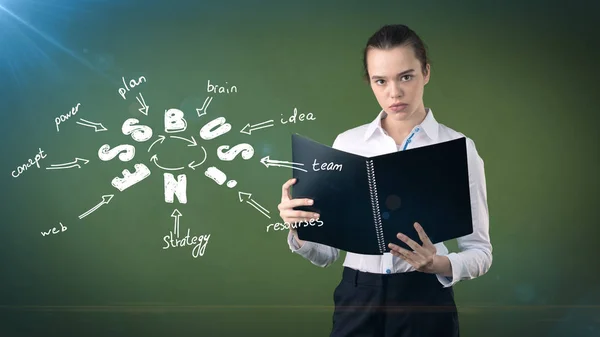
[278,178,320,239]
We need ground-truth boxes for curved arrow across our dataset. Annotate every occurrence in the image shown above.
[150,154,184,171]
[188,146,207,170]
[148,135,166,152]
[170,135,197,146]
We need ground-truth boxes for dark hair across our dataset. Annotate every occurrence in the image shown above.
[362,24,430,81]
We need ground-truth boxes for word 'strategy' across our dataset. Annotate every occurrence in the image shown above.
[162,209,210,258]
[11,148,47,178]
[163,230,210,258]
[266,218,324,232]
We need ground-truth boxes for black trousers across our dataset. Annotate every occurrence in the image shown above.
[330,267,460,337]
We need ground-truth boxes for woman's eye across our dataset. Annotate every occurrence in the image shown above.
[375,79,385,85]
[401,75,413,81]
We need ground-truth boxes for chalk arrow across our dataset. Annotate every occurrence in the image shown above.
[46,157,90,170]
[136,92,149,115]
[76,118,107,132]
[238,191,270,219]
[171,209,182,237]
[150,154,184,171]
[148,135,166,152]
[79,194,114,219]
[170,135,197,146]
[196,96,213,117]
[188,146,207,170]
[240,119,274,135]
[260,156,307,172]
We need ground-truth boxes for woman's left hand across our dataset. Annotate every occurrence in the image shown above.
[388,222,437,273]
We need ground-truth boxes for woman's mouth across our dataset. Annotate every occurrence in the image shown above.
[389,103,408,112]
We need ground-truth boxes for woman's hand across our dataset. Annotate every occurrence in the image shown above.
[388,222,438,273]
[278,178,320,246]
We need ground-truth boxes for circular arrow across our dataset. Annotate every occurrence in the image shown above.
[147,134,207,171]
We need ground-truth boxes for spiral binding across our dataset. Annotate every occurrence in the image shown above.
[366,159,385,254]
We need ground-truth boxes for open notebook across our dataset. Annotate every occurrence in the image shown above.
[290,133,473,255]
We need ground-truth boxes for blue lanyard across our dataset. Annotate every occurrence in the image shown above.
[391,127,420,266]
[401,127,420,151]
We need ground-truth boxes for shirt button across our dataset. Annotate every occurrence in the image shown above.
[386,269,391,274]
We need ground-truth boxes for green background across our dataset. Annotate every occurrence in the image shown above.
[1,0,599,336]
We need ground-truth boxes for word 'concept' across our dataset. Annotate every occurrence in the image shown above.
[55,103,81,132]
[12,148,47,178]
[313,159,342,171]
[266,218,324,232]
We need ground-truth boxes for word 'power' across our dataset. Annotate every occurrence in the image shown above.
[55,103,81,132]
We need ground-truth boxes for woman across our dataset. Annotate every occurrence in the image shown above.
[278,24,492,336]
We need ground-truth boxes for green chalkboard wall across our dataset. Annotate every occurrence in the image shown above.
[1,1,599,336]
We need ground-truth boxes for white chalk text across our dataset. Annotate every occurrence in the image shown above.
[12,148,47,178]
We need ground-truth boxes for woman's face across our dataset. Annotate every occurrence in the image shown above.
[366,45,430,122]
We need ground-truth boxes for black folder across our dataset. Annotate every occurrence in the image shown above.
[290,133,473,255]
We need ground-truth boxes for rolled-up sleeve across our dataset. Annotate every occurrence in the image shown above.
[287,231,340,267]
[436,138,493,287]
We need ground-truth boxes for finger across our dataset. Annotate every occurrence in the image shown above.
[389,246,418,266]
[279,198,314,211]
[282,217,319,226]
[280,210,320,221]
[396,233,428,255]
[281,178,296,201]
[414,222,433,246]
[388,243,417,259]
